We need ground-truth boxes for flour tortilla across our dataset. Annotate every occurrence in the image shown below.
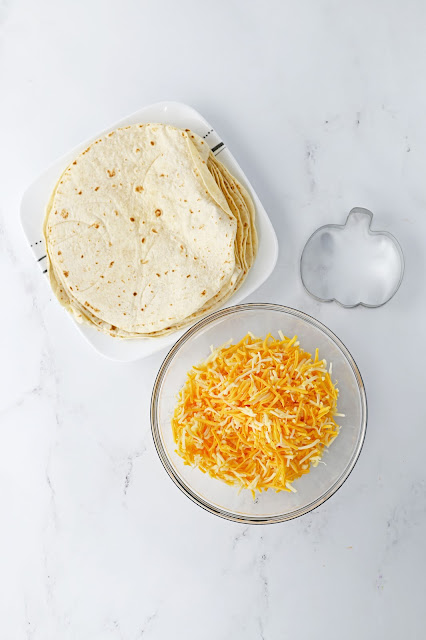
[44,124,257,338]
[45,124,239,334]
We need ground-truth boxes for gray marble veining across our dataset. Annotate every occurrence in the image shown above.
[1,1,426,638]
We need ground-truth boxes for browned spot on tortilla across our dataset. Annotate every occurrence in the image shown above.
[152,228,158,233]
[72,161,77,165]
[133,292,137,296]
[94,186,100,191]
[78,191,82,195]
[108,131,115,137]
[155,209,162,217]
[194,256,198,260]
[60,210,69,219]
[57,251,62,255]
[63,271,69,277]
[114,210,119,216]
[109,261,114,267]
[150,141,155,146]
[110,325,117,330]
[81,255,84,258]
[92,223,99,229]
[201,290,206,296]
[107,169,116,177]
[156,273,160,277]
[186,274,191,278]
[130,217,135,222]
[135,148,140,152]
[135,186,143,192]
[190,209,193,213]
[141,237,145,243]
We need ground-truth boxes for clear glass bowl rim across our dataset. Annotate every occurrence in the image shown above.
[150,303,368,525]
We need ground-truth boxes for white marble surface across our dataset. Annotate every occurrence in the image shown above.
[1,1,426,638]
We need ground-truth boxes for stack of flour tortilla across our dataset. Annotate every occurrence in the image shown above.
[43,123,257,338]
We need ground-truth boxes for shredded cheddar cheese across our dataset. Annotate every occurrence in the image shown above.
[171,333,341,497]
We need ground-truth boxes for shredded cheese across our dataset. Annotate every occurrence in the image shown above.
[171,333,340,497]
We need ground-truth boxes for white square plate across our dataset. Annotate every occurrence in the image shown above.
[21,102,278,361]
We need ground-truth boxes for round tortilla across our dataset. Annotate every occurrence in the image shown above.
[44,124,257,338]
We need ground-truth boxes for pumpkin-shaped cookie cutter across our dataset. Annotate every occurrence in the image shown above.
[300,207,404,308]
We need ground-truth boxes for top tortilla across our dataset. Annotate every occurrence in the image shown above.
[44,124,239,334]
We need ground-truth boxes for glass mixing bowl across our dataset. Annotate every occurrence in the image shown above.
[151,304,367,524]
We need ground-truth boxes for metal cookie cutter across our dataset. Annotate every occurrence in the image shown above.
[300,207,404,308]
